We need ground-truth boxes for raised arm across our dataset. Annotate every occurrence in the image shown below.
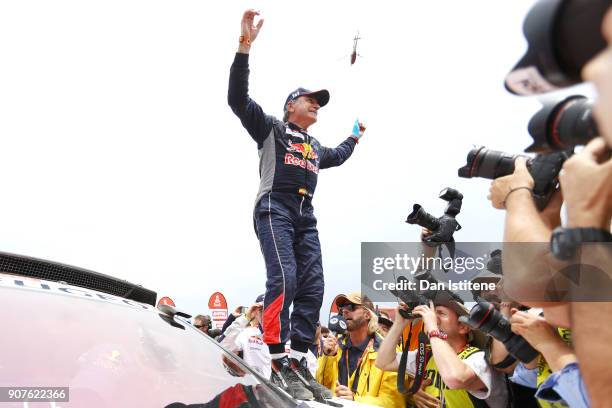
[319,121,365,169]
[227,9,273,144]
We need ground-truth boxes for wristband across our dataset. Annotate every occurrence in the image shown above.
[502,186,533,208]
[428,330,448,340]
[239,35,251,45]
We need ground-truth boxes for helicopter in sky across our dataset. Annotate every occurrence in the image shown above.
[350,32,361,65]
[337,32,362,66]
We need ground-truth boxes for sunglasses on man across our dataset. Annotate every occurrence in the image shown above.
[339,303,361,312]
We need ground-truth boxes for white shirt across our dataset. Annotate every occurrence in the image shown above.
[235,326,271,379]
[220,315,271,378]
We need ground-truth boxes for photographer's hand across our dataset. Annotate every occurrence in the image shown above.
[560,137,612,229]
[395,302,415,328]
[509,310,558,352]
[323,334,338,356]
[232,306,243,317]
[420,228,436,259]
[412,301,438,333]
[413,379,440,408]
[488,157,535,210]
[510,309,576,373]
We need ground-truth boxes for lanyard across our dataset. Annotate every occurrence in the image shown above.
[345,336,374,392]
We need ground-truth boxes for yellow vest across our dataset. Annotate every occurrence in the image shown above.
[535,328,572,408]
[423,346,483,408]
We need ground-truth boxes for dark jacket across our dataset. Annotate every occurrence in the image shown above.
[228,53,357,205]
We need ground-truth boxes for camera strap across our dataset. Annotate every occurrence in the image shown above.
[397,325,431,394]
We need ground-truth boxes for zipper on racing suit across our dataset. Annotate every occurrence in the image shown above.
[302,133,309,217]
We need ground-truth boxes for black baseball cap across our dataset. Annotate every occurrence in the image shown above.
[255,294,265,304]
[284,87,330,109]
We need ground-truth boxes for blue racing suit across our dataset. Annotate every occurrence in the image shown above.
[228,52,358,352]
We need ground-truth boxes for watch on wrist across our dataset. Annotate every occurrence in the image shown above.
[550,227,612,261]
[239,35,251,45]
[428,330,448,340]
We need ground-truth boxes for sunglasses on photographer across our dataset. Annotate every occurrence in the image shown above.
[339,303,361,312]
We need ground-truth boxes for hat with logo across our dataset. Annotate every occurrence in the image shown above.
[284,87,330,110]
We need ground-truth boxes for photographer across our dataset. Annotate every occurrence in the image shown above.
[376,293,508,408]
[193,315,213,336]
[219,296,271,378]
[489,8,612,405]
[509,310,588,408]
[316,292,404,408]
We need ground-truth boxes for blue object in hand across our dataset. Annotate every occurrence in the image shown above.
[352,119,361,137]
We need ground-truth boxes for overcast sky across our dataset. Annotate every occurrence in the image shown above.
[0,1,596,320]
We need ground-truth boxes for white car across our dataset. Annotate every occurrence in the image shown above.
[0,252,378,408]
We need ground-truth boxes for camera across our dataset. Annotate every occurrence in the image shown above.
[458,146,571,210]
[462,301,539,363]
[390,275,433,319]
[505,0,610,95]
[390,272,463,320]
[526,95,598,153]
[406,187,463,245]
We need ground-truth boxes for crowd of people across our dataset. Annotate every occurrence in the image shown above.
[190,282,592,407]
[201,3,612,407]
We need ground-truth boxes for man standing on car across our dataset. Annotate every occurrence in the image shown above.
[228,9,365,400]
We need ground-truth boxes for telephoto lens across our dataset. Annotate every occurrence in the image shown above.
[463,301,539,363]
[526,95,598,153]
[457,147,522,180]
[458,146,569,210]
[506,0,610,95]
[406,204,441,231]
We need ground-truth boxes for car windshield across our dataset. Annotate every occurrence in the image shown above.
[0,274,297,407]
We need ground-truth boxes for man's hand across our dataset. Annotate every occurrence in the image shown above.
[239,9,264,52]
[413,379,440,408]
[323,334,338,356]
[509,309,559,352]
[412,301,438,333]
[232,306,244,317]
[488,157,535,209]
[560,137,612,229]
[351,119,366,140]
[395,302,416,328]
[335,383,355,400]
[538,189,563,229]
[246,303,263,323]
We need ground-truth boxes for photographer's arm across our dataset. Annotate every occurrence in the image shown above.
[489,158,565,307]
[488,158,551,242]
[510,311,576,373]
[219,314,249,352]
[375,307,411,372]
